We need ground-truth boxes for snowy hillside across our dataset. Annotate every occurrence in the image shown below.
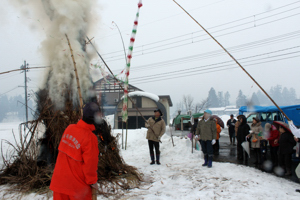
[0,124,299,199]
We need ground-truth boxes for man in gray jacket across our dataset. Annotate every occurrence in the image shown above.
[195,110,217,168]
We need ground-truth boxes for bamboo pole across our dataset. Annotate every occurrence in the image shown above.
[65,34,84,116]
[172,0,291,121]
[86,36,161,142]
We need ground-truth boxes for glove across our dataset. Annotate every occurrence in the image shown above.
[145,123,150,128]
[195,135,199,139]
[212,139,216,145]
[158,136,161,140]
[249,130,253,134]
[288,120,294,127]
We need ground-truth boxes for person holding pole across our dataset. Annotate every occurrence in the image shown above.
[195,110,217,168]
[145,109,166,165]
[50,102,100,200]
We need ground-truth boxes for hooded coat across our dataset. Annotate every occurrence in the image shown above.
[50,120,99,197]
[236,115,250,143]
[248,122,263,148]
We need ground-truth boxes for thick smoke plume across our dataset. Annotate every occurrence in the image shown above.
[11,0,96,109]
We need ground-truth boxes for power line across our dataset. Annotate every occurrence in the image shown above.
[131,48,300,80]
[0,87,20,96]
[130,50,300,84]
[94,0,230,41]
[95,0,300,42]
[100,1,300,59]
[104,12,300,62]
[112,30,300,73]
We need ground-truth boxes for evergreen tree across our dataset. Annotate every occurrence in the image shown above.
[224,91,230,106]
[256,90,270,106]
[207,87,219,107]
[289,87,297,105]
[218,92,224,107]
[250,92,260,105]
[236,90,247,108]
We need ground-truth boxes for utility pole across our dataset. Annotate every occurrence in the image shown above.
[20,61,29,123]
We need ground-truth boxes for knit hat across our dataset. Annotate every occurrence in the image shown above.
[204,109,212,115]
[82,102,101,124]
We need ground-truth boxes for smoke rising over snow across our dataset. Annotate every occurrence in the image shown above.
[11,0,97,109]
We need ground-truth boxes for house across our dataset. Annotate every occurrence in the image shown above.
[94,75,173,129]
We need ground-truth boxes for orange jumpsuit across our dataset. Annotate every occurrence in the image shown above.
[50,120,99,200]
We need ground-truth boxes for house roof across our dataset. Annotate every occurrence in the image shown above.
[159,95,173,107]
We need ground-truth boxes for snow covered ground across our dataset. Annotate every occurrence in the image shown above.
[0,123,300,199]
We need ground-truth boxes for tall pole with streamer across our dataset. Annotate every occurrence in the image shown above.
[122,0,143,123]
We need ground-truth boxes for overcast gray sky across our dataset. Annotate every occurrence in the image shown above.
[1,0,300,111]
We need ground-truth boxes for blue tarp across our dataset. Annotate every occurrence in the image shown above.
[239,105,300,126]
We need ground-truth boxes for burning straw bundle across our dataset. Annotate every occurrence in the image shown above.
[0,90,141,196]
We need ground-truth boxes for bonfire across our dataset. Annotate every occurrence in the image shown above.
[0,0,141,197]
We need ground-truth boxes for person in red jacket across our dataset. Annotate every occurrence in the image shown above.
[266,123,279,168]
[50,102,100,200]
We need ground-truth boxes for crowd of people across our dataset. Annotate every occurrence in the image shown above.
[234,114,299,176]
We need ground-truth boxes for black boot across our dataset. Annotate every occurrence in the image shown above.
[156,154,161,165]
[207,156,213,168]
[150,154,155,165]
[202,154,208,166]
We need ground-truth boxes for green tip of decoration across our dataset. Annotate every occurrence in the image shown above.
[129,46,133,51]
[127,63,130,67]
[136,13,139,17]
[132,29,137,33]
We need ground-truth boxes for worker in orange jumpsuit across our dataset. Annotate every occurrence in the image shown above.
[50,102,100,200]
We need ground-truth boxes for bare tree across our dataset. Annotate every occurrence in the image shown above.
[183,95,194,113]
[195,98,209,113]
[176,101,184,112]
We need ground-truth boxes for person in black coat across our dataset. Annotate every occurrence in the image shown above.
[227,114,237,145]
[277,123,297,176]
[236,115,250,162]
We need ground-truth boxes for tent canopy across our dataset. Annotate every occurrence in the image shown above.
[173,115,191,125]
[239,105,300,126]
[192,113,204,119]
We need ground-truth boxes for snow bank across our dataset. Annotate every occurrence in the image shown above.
[121,91,159,102]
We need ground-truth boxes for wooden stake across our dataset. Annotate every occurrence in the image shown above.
[172,0,291,121]
[65,34,84,116]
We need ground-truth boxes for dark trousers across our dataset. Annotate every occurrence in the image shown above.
[201,140,213,157]
[270,146,279,167]
[260,140,268,164]
[229,132,235,144]
[213,140,219,154]
[237,141,243,160]
[279,153,292,172]
[237,141,249,161]
[148,140,160,157]
[254,148,261,164]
